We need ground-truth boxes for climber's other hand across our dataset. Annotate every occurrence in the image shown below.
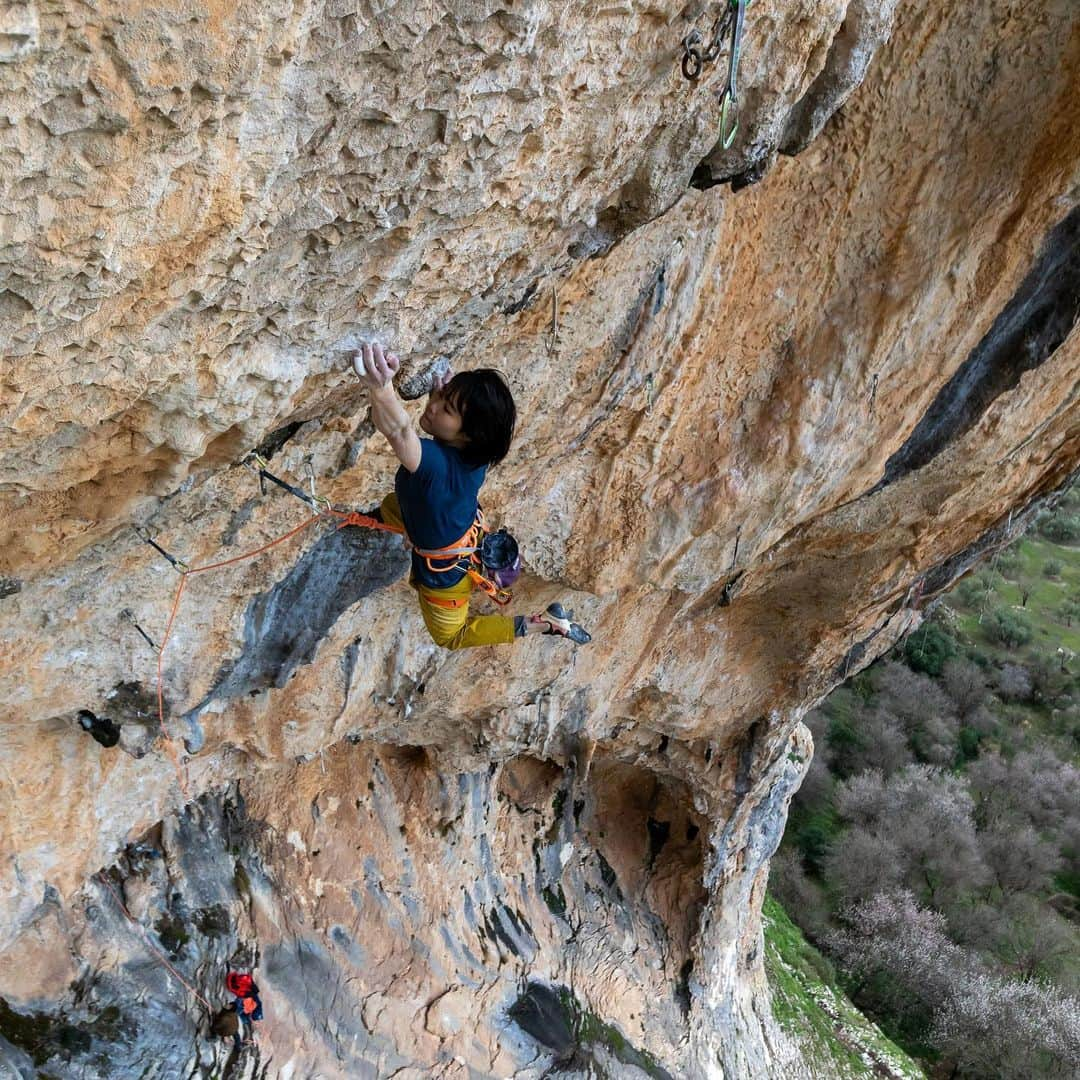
[431,364,453,394]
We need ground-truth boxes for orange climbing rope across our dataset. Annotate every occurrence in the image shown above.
[149,507,405,794]
[96,872,215,1012]
[143,461,510,793]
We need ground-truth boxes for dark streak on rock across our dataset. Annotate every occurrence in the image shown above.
[501,278,539,315]
[507,982,675,1079]
[734,718,765,800]
[878,204,1080,489]
[253,420,305,462]
[186,525,408,713]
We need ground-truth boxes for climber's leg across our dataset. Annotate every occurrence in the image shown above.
[416,578,516,649]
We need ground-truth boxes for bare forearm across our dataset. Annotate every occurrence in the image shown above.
[368,385,412,444]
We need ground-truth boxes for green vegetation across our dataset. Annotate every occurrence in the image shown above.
[0,997,129,1070]
[949,514,1080,664]
[772,486,1080,1079]
[764,898,924,1079]
[560,986,674,1080]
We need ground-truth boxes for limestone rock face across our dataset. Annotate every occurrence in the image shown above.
[1,1,1078,1077]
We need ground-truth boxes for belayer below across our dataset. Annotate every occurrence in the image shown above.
[351,342,591,650]
[224,971,263,1045]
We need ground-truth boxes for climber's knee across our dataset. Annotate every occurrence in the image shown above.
[426,622,462,649]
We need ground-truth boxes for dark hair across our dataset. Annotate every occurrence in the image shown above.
[443,368,516,466]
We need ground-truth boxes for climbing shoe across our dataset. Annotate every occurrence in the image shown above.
[532,602,592,644]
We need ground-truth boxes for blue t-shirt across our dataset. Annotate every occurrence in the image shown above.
[395,439,486,589]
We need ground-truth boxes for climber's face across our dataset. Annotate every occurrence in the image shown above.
[420,387,468,448]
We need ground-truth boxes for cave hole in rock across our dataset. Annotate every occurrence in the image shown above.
[500,752,708,1008]
[507,981,675,1080]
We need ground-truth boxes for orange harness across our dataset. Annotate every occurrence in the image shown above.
[336,508,512,609]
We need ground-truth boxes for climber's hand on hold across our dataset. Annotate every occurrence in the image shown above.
[430,364,453,396]
[354,343,400,393]
[356,342,421,471]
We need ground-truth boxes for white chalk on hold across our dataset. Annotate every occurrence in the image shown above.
[334,337,451,401]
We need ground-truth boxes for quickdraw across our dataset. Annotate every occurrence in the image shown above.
[244,452,333,513]
[680,0,751,150]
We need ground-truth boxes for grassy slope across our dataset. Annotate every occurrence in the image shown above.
[763,896,925,1080]
[951,535,1080,659]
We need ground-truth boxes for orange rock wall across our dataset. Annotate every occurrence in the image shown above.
[1,1,1078,1076]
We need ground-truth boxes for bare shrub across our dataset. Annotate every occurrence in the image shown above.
[942,658,988,719]
[995,663,1033,703]
[829,766,987,906]
[868,661,960,761]
[968,748,1080,837]
[979,823,1062,895]
[822,824,903,905]
[769,851,831,939]
[832,706,913,777]
[829,891,1080,1079]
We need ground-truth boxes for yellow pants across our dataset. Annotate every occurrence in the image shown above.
[380,493,516,650]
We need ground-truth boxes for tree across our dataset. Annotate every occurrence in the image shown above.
[942,658,988,720]
[792,709,835,811]
[768,851,831,939]
[822,823,903,905]
[986,607,1033,648]
[868,660,960,762]
[1028,653,1076,706]
[1058,597,1080,628]
[829,891,1080,1080]
[968,748,1080,839]
[829,766,988,907]
[979,823,1062,896]
[1039,511,1080,543]
[995,548,1023,577]
[996,663,1033,703]
[903,619,957,676]
[988,894,1079,988]
[844,707,913,776]
[957,575,988,607]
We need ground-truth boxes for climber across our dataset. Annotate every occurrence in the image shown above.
[211,1007,241,1049]
[351,342,591,650]
[225,970,263,1044]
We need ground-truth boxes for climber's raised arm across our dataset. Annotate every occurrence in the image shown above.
[353,342,422,472]
[348,350,592,649]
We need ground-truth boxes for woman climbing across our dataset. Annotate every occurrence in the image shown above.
[352,342,590,650]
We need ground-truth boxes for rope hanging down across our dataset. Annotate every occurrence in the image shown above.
[96,872,215,1012]
[138,502,392,795]
[133,453,508,794]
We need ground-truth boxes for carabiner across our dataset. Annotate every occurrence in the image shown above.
[718,0,748,148]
